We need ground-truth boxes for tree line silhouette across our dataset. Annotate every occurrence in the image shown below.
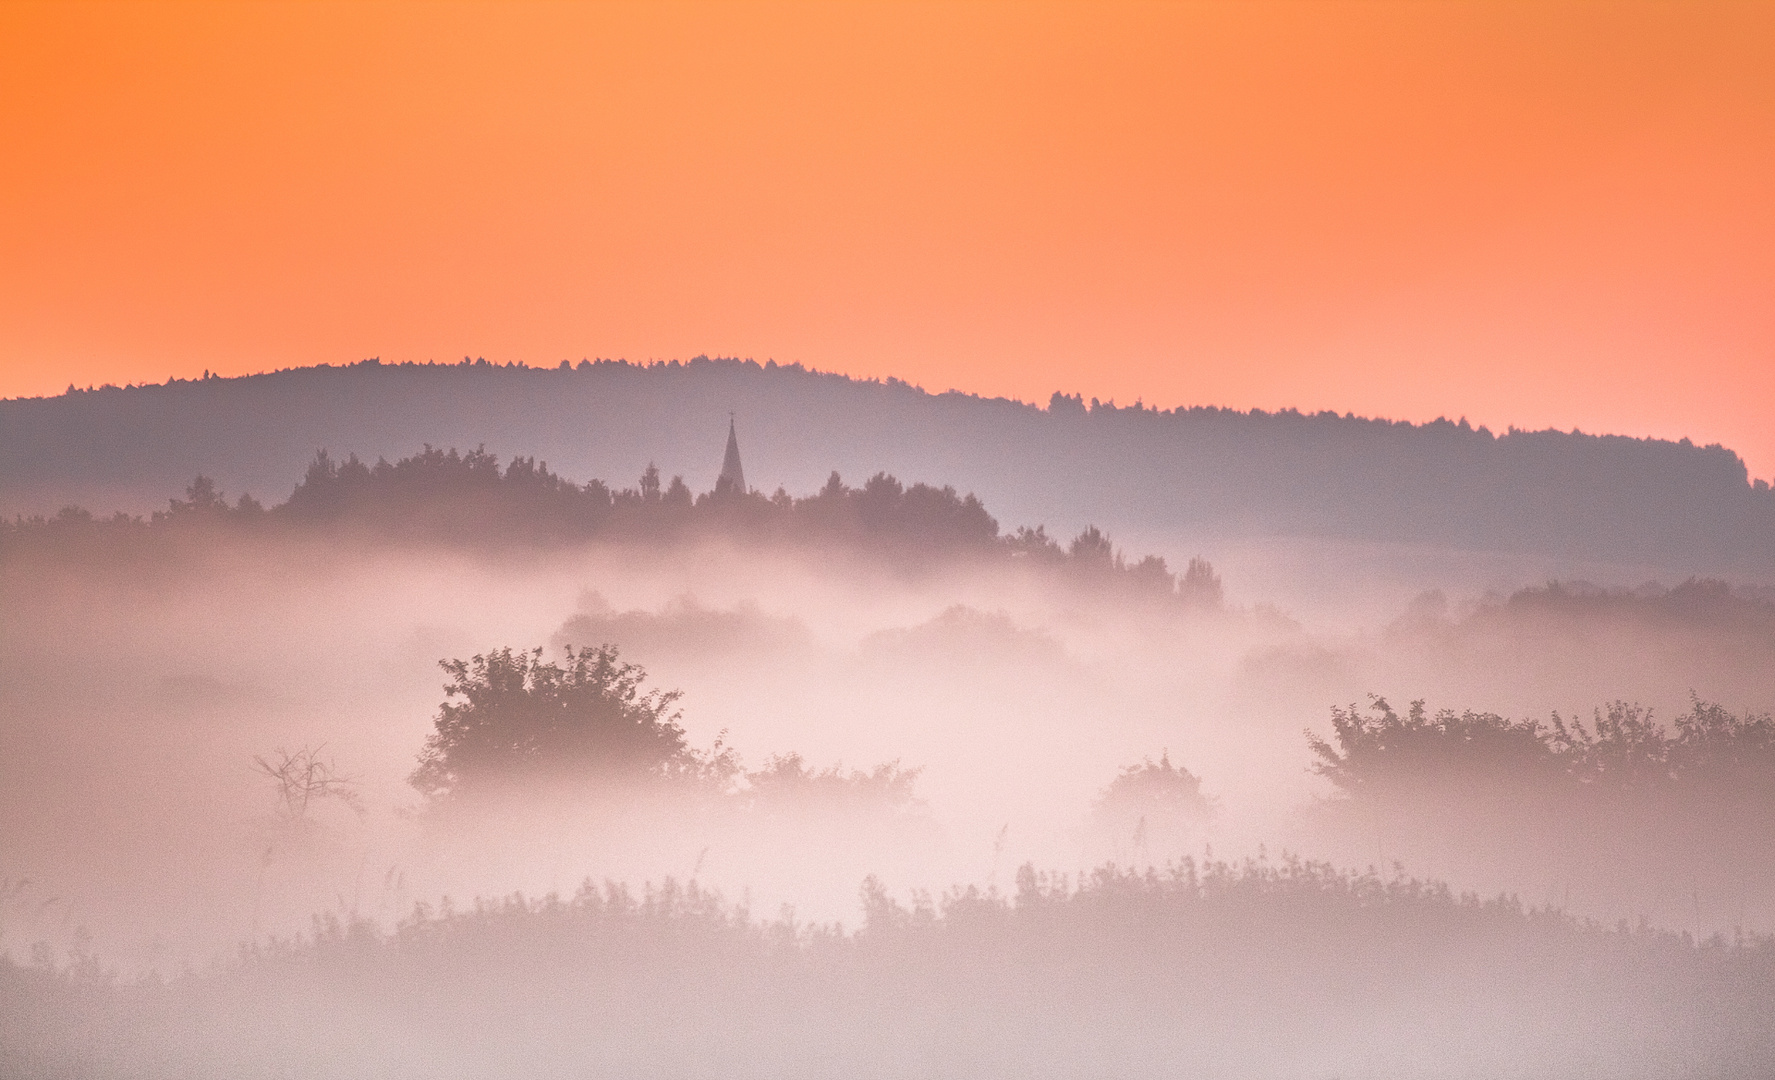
[10,355,1772,572]
[2,446,1225,604]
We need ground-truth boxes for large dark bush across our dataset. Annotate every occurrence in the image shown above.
[409,645,721,800]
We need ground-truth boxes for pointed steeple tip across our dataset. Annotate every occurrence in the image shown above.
[717,414,746,496]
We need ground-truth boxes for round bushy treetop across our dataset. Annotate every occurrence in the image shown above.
[410,644,693,800]
[1094,752,1212,822]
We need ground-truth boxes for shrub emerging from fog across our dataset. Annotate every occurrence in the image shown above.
[409,646,920,813]
[1306,695,1775,930]
[1093,753,1212,819]
[1089,753,1214,860]
[1307,694,1775,798]
[1305,698,1557,797]
[743,753,923,816]
[410,645,735,801]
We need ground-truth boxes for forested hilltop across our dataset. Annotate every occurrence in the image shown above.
[4,356,1771,573]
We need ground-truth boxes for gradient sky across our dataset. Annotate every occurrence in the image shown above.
[3,1,1772,478]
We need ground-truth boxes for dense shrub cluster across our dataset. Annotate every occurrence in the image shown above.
[410,643,922,817]
[1092,753,1212,820]
[1305,694,1775,936]
[743,753,923,816]
[1307,695,1775,798]
[1087,752,1215,859]
[408,645,725,801]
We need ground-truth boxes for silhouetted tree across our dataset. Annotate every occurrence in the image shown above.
[1006,524,1064,562]
[1091,753,1213,861]
[1068,526,1116,570]
[1094,752,1212,821]
[410,645,708,801]
[1667,696,1775,784]
[161,475,230,517]
[1179,556,1223,607]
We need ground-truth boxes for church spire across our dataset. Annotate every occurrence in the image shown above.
[716,413,746,496]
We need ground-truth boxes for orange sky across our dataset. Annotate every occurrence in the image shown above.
[2,1,1772,478]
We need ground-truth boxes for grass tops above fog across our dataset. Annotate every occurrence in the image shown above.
[6,855,1773,1080]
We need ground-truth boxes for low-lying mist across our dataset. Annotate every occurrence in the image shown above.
[4,456,1774,1076]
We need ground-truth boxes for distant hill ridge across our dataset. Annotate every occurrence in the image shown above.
[3,356,1771,573]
